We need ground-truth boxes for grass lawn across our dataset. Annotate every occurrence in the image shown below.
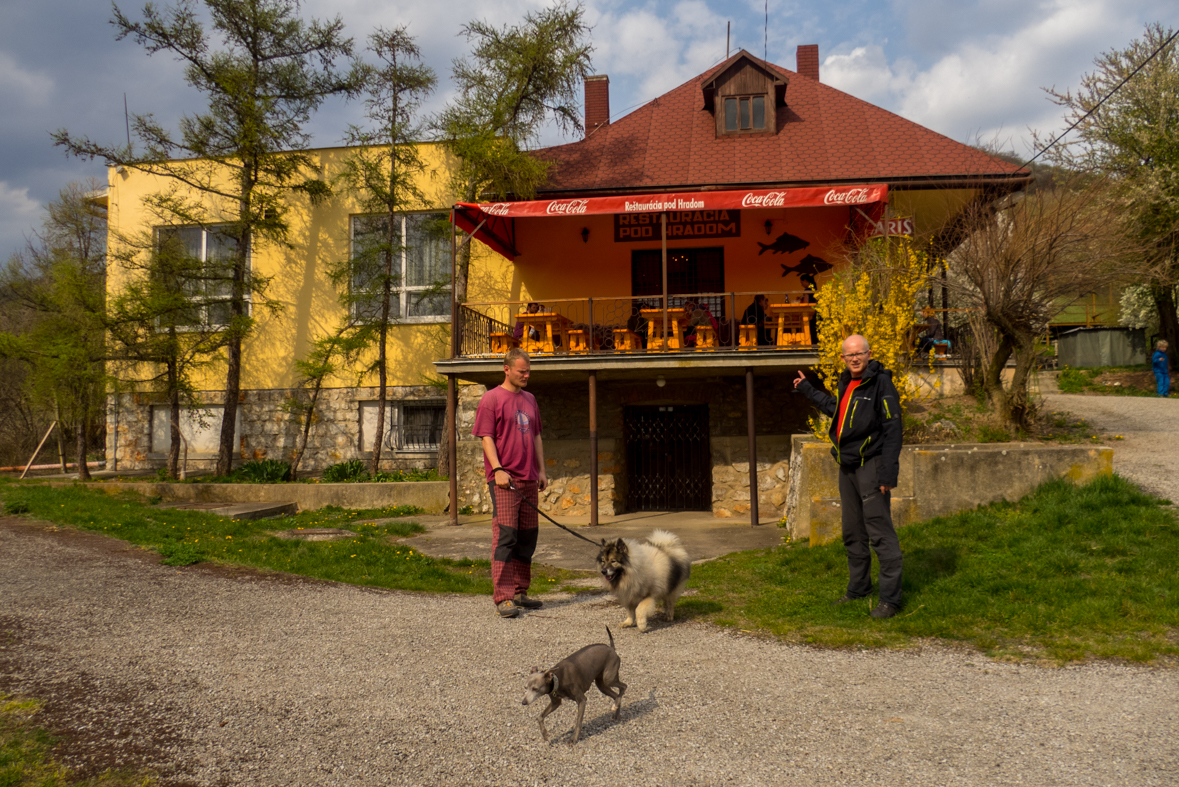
[684,473,1179,664]
[0,694,154,786]
[3,475,1177,664]
[0,481,586,594]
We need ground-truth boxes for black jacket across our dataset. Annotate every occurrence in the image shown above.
[797,359,903,487]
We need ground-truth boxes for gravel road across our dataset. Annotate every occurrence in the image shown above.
[2,392,1178,787]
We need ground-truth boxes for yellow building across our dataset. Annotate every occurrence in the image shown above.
[101,143,510,473]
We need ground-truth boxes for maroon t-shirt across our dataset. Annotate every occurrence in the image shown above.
[472,385,543,483]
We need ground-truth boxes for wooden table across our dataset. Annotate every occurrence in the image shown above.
[768,303,816,347]
[514,312,573,354]
[640,308,689,351]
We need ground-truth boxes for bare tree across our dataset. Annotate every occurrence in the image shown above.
[947,182,1138,425]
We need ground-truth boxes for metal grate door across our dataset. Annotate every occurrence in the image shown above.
[624,405,711,511]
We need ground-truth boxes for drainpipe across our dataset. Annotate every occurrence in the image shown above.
[448,374,458,526]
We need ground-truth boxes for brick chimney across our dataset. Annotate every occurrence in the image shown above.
[584,75,610,137]
[796,45,819,81]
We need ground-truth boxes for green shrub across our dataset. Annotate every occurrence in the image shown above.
[3,498,30,515]
[233,458,292,483]
[1058,367,1089,393]
[321,460,368,483]
[976,424,1011,443]
[158,541,205,566]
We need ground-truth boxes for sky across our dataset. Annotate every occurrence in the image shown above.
[0,0,1174,262]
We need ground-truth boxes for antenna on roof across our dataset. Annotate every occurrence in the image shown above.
[726,21,730,59]
[124,93,131,152]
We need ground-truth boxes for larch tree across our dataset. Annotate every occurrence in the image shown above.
[0,181,109,480]
[53,0,365,475]
[436,1,593,305]
[338,26,437,474]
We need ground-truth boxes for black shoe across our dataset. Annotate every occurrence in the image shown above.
[514,593,543,609]
[870,602,900,619]
[830,593,868,606]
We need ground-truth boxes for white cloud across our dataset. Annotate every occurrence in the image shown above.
[0,50,54,108]
[0,181,44,257]
[822,0,1153,152]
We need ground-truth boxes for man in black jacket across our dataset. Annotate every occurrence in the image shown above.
[793,334,904,618]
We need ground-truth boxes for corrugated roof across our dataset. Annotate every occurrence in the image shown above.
[538,50,1026,194]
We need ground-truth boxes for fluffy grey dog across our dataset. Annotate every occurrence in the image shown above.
[596,529,690,632]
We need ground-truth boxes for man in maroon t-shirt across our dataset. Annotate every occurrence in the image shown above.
[472,348,548,618]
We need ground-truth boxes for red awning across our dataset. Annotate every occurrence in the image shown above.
[452,184,889,261]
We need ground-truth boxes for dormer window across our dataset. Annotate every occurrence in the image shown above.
[702,51,787,138]
[724,96,766,132]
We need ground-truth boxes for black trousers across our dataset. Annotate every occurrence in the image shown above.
[837,455,904,607]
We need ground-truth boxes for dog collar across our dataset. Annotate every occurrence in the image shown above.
[550,673,559,694]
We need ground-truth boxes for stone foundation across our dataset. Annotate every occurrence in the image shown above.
[106,385,445,474]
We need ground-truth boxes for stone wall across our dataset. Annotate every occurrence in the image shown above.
[456,375,807,519]
[107,385,445,474]
[785,435,1115,545]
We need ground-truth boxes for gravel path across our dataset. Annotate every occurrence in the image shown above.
[3,391,1178,786]
[2,514,1178,787]
[1041,392,1179,502]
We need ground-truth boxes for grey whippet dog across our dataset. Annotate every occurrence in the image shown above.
[521,626,627,744]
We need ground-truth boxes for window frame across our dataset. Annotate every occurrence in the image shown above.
[153,224,248,332]
[349,211,452,325]
[359,399,447,454]
[722,95,769,134]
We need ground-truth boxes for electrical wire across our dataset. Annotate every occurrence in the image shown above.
[1021,26,1179,169]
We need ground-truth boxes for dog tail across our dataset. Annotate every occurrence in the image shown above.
[605,625,614,650]
[647,529,682,548]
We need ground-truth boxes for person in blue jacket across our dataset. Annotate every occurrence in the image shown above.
[1152,340,1170,397]
[793,334,904,619]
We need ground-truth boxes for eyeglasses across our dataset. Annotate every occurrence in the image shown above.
[841,351,869,360]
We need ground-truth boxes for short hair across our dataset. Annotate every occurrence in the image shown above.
[1159,340,1170,350]
[504,347,530,367]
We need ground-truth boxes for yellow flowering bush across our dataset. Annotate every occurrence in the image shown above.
[809,236,937,438]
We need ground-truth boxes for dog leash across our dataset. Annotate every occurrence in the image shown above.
[493,469,600,546]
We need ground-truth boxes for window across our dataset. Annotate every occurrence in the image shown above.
[155,225,240,330]
[351,213,451,322]
[723,95,767,132]
[359,401,446,453]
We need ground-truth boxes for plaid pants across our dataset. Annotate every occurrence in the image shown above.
[489,480,539,604]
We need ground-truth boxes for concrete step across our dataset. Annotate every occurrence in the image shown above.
[163,501,297,520]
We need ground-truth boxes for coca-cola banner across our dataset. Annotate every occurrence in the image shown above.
[614,210,741,242]
[453,184,887,259]
[459,184,886,219]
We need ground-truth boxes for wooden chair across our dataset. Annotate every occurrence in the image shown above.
[566,329,591,353]
[694,325,718,349]
[613,328,642,351]
[738,324,759,349]
[490,333,518,354]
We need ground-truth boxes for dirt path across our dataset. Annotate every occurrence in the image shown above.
[2,516,1177,787]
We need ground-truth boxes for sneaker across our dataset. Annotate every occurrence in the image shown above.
[830,593,868,606]
[870,602,900,619]
[514,593,543,609]
[496,600,520,618]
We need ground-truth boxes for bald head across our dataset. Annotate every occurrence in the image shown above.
[841,334,871,378]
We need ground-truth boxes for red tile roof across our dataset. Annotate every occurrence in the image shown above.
[538,50,1027,195]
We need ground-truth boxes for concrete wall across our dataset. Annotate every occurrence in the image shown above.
[82,480,449,513]
[785,436,1114,545]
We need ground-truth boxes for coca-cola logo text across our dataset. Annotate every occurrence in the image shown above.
[823,188,873,205]
[545,199,590,215]
[741,191,787,208]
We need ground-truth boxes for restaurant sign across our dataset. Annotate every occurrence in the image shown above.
[869,216,914,238]
[614,210,741,242]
